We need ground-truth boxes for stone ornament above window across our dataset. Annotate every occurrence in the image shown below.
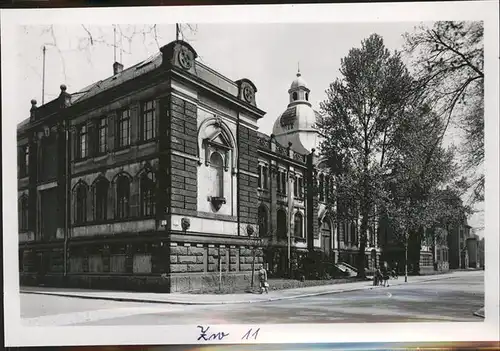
[159,40,198,72]
[208,196,226,212]
[178,46,193,70]
[235,79,258,107]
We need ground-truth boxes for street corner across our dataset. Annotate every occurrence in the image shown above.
[473,307,485,318]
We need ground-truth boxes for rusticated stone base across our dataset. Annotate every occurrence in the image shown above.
[164,271,257,293]
[20,271,259,293]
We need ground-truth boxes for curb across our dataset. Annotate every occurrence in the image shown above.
[473,307,485,318]
[19,272,467,305]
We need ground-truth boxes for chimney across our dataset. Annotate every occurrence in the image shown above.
[113,62,124,75]
[30,99,37,120]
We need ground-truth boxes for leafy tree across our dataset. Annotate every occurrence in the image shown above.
[382,104,465,281]
[404,21,484,205]
[318,34,414,278]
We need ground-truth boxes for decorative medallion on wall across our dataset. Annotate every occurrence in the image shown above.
[246,224,255,236]
[181,217,191,231]
[178,47,193,70]
[243,85,254,103]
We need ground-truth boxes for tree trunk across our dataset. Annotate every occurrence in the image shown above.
[357,157,370,278]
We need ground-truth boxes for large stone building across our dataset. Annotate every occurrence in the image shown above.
[17,40,384,292]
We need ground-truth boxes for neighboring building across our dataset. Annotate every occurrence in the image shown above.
[17,40,385,292]
[478,237,485,268]
[447,216,472,270]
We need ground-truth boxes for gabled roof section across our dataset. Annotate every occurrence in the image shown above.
[71,52,163,104]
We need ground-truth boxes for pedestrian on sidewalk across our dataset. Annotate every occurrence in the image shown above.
[381,261,390,287]
[258,264,269,294]
[374,266,383,286]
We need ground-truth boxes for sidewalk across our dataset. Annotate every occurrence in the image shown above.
[20,270,481,306]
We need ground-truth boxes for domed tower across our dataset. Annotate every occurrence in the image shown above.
[272,69,322,154]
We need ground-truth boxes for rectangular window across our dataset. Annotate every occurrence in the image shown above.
[263,166,268,189]
[294,177,298,197]
[77,124,88,159]
[117,109,131,148]
[98,117,108,154]
[281,172,287,194]
[299,178,303,198]
[142,100,156,141]
[19,146,29,177]
[258,165,262,188]
[277,171,281,193]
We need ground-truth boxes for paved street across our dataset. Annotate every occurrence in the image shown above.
[21,271,484,326]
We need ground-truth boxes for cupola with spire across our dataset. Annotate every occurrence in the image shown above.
[272,67,322,154]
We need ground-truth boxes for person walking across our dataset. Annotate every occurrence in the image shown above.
[381,261,390,287]
[258,264,269,294]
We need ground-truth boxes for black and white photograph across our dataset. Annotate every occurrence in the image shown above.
[2,2,499,347]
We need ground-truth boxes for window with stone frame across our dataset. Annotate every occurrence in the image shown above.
[117,108,131,148]
[325,177,330,202]
[277,209,287,239]
[140,170,156,216]
[74,183,88,224]
[294,212,303,238]
[299,177,304,198]
[93,178,109,221]
[141,100,156,141]
[293,177,298,197]
[258,165,262,188]
[19,196,29,231]
[115,175,130,219]
[19,145,29,178]
[263,166,268,189]
[319,174,324,201]
[280,171,287,195]
[97,117,108,154]
[76,123,88,159]
[276,171,282,193]
[209,152,224,198]
[258,205,268,237]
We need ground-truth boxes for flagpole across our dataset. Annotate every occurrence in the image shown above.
[42,46,46,105]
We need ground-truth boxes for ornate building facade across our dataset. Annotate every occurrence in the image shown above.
[17,40,382,293]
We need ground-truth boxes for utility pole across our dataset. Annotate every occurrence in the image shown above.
[42,46,46,105]
[176,23,180,41]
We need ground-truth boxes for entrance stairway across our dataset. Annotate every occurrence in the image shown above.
[335,262,358,277]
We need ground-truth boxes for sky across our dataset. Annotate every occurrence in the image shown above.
[13,23,483,235]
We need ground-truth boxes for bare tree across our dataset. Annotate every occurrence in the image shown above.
[404,21,484,205]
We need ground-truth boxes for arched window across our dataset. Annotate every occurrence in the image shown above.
[318,174,324,201]
[116,175,130,219]
[305,92,309,101]
[258,205,268,237]
[292,92,298,101]
[19,196,29,231]
[74,183,88,224]
[294,212,303,238]
[141,171,156,216]
[209,152,224,198]
[277,209,287,239]
[93,178,109,221]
